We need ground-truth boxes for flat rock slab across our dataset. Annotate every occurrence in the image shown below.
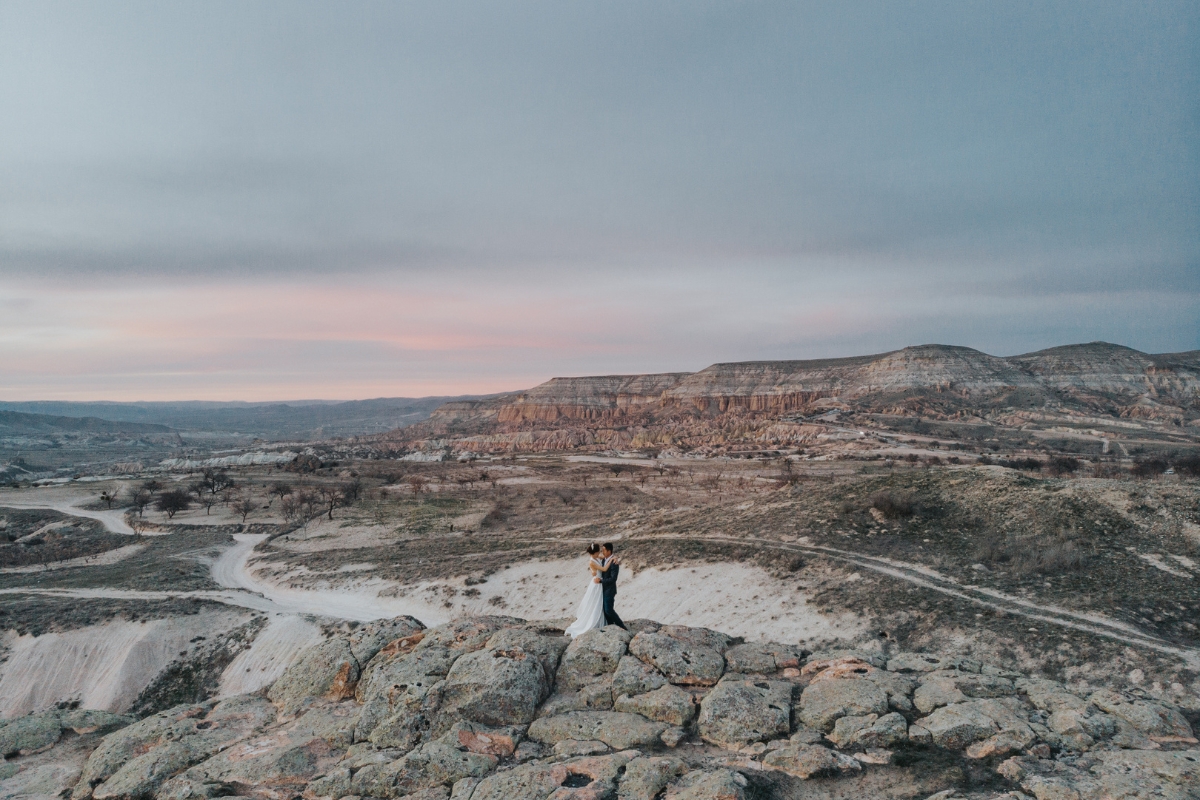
[528,711,667,750]
[628,633,724,687]
[614,685,697,728]
[557,628,632,691]
[799,679,888,732]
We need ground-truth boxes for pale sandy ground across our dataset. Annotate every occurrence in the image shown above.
[216,613,324,698]
[0,486,136,535]
[238,549,865,645]
[0,610,248,718]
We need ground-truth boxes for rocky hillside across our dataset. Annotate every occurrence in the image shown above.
[375,342,1200,458]
[3,615,1196,799]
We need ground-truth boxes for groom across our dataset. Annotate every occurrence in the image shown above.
[598,542,627,630]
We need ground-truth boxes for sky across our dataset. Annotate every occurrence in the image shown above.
[1,1,1197,401]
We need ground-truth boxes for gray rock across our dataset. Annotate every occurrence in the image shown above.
[350,742,497,798]
[60,710,135,736]
[306,767,352,799]
[612,656,668,698]
[0,711,63,757]
[557,627,632,691]
[913,679,968,714]
[863,670,917,712]
[75,697,275,800]
[618,756,686,800]
[538,674,615,717]
[920,698,1032,751]
[628,633,724,687]
[358,646,457,705]
[919,670,1015,699]
[528,711,667,750]
[663,768,745,800]
[356,653,451,743]
[552,739,609,757]
[1088,689,1195,739]
[164,717,347,800]
[798,679,888,732]
[414,617,525,654]
[697,680,791,747]
[827,712,906,749]
[657,626,733,654]
[1016,678,1087,713]
[484,628,568,684]
[723,642,804,674]
[886,653,979,674]
[468,753,629,800]
[806,649,886,669]
[366,680,445,751]
[763,744,860,779]
[269,638,361,713]
[435,646,549,733]
[437,720,524,759]
[350,618,427,665]
[614,685,697,728]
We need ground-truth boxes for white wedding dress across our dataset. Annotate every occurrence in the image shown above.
[565,558,606,638]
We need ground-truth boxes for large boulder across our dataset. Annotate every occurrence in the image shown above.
[556,627,631,691]
[614,685,698,728]
[762,744,861,779]
[0,707,132,759]
[697,680,791,747]
[798,679,888,732]
[364,679,445,751]
[618,756,687,800]
[528,711,667,750]
[435,646,550,733]
[628,633,724,687]
[612,656,668,698]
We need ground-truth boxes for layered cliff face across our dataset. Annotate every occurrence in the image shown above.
[409,343,1200,442]
[495,374,690,423]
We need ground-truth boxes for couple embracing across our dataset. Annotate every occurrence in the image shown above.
[564,542,626,637]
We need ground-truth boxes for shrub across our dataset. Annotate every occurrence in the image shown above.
[1131,458,1168,479]
[869,491,916,519]
[155,490,192,519]
[1172,455,1200,478]
[1046,456,1080,477]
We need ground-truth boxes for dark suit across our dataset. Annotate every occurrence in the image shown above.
[599,556,626,629]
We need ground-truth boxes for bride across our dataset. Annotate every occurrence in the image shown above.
[565,543,612,637]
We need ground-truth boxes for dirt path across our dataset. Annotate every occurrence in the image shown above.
[0,492,136,535]
[638,533,1200,667]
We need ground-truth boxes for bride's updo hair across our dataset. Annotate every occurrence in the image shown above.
[586,543,601,556]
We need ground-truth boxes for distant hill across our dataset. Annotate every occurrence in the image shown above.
[0,396,489,441]
[0,410,175,436]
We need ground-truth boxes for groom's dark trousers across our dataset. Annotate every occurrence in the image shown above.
[600,561,627,629]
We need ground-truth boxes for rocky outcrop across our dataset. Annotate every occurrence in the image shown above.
[2,615,1193,800]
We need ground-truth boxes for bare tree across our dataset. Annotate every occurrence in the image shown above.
[141,479,163,496]
[231,495,256,523]
[199,468,234,497]
[407,475,429,494]
[198,493,219,515]
[280,495,301,524]
[99,489,119,509]
[127,487,152,517]
[269,484,293,501]
[155,490,191,519]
